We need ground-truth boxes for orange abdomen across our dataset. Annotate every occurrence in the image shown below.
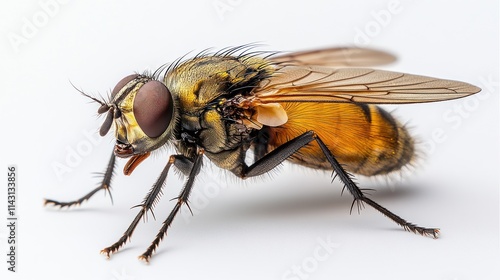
[267,102,414,176]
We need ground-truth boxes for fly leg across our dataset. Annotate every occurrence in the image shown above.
[100,154,196,259]
[44,151,116,208]
[243,130,439,238]
[138,149,204,263]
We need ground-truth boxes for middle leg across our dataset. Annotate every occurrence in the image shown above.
[100,154,195,258]
[138,148,204,262]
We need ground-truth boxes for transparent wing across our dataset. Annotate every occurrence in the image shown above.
[255,66,481,104]
[270,47,396,67]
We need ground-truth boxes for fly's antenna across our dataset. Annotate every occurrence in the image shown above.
[69,80,115,136]
[69,80,108,108]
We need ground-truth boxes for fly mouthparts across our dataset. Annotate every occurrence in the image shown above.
[114,141,134,158]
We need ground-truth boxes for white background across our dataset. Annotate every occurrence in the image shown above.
[1,0,499,279]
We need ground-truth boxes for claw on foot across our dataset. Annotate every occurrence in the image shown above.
[404,225,440,239]
[100,248,113,259]
[426,228,440,239]
[138,254,150,264]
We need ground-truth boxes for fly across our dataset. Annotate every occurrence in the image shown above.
[45,45,481,262]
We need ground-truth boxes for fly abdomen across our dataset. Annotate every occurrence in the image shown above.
[267,102,415,177]
[353,106,415,176]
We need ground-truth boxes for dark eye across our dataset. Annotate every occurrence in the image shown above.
[112,74,139,97]
[133,80,173,138]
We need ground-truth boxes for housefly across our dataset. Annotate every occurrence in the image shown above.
[45,45,481,262]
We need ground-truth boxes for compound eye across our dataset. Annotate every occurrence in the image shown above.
[133,80,173,138]
[112,74,139,98]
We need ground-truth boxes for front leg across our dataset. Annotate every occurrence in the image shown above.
[242,131,439,238]
[44,151,116,208]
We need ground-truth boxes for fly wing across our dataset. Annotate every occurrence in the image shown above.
[255,66,481,104]
[270,47,396,67]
